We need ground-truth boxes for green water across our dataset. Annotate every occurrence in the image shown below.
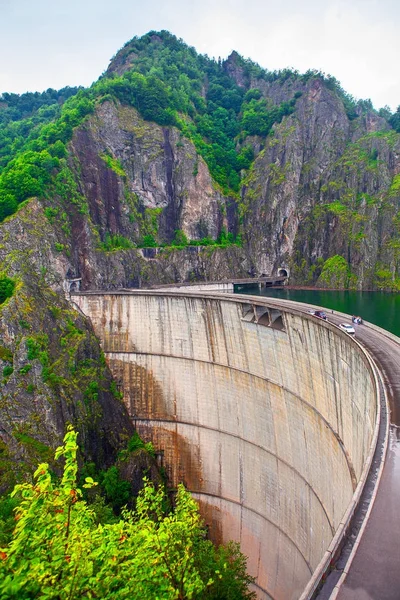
[237,287,400,337]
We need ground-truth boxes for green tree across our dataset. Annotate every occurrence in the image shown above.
[0,427,255,599]
[389,105,400,132]
[0,276,15,305]
[319,255,350,288]
[172,229,189,246]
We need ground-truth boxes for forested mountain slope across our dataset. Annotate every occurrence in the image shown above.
[0,30,400,484]
[1,31,400,291]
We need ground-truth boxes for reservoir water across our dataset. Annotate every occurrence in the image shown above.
[236,287,400,337]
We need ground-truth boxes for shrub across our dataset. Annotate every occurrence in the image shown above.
[0,276,15,305]
[0,427,256,599]
[2,366,13,378]
[171,229,189,246]
[140,234,157,247]
[100,233,134,251]
[319,255,350,289]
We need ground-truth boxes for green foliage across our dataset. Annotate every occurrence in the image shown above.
[240,97,297,137]
[43,206,59,221]
[325,201,347,216]
[126,431,156,458]
[25,335,49,373]
[172,229,189,246]
[217,228,235,246]
[0,91,94,223]
[2,366,13,378]
[319,255,350,289]
[0,87,81,126]
[100,232,135,251]
[0,346,13,362]
[52,163,89,214]
[110,380,123,400]
[84,381,99,403]
[0,496,19,546]
[190,236,214,246]
[388,174,400,197]
[140,233,157,247]
[100,465,131,512]
[374,264,400,291]
[100,152,126,177]
[0,427,255,599]
[0,87,80,172]
[0,276,15,305]
[127,431,147,453]
[26,337,41,360]
[389,105,400,133]
[189,231,242,248]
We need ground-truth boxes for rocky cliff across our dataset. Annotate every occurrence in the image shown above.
[26,32,400,291]
[241,77,400,288]
[0,200,134,491]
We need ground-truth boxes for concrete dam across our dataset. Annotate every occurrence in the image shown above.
[72,291,380,600]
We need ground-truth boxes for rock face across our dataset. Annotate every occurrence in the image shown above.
[39,79,400,292]
[57,100,245,290]
[238,78,400,288]
[0,201,134,491]
[72,101,226,243]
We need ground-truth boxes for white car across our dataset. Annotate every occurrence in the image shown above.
[339,323,355,335]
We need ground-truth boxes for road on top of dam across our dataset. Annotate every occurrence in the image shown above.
[239,296,399,599]
[329,317,400,600]
[277,302,400,600]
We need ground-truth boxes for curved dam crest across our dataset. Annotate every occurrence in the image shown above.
[72,291,379,600]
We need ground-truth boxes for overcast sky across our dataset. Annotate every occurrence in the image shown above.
[1,0,399,111]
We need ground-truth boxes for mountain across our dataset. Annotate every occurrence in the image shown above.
[0,30,400,482]
[1,31,400,290]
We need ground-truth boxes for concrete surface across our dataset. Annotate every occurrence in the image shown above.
[72,291,380,600]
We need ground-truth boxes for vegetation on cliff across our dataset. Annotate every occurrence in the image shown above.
[0,218,134,493]
[0,31,302,221]
[0,276,15,305]
[1,31,399,291]
[0,428,255,599]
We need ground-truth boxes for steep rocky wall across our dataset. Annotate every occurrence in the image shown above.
[241,79,400,287]
[0,201,134,491]
[74,291,378,600]
[70,101,228,243]
[55,88,399,291]
[21,83,396,294]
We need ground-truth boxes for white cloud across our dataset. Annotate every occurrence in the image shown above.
[0,0,398,110]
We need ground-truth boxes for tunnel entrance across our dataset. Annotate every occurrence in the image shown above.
[278,267,288,277]
[65,277,82,294]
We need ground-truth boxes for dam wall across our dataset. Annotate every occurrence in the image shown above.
[73,292,378,600]
[150,281,234,292]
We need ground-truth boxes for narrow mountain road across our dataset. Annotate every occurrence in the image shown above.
[260,297,400,599]
[329,317,400,600]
